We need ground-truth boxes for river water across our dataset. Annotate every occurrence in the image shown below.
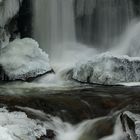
[0,82,140,139]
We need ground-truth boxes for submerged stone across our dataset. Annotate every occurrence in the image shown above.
[0,38,52,81]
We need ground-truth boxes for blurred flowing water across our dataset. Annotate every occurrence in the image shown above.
[33,0,135,64]
[1,84,140,140]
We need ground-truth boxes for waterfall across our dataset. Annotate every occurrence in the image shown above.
[33,0,135,63]
[33,0,76,63]
[31,0,140,85]
[0,0,22,27]
[75,0,134,49]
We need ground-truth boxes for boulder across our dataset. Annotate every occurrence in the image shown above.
[72,53,140,85]
[38,129,56,140]
[121,111,140,140]
[0,38,52,81]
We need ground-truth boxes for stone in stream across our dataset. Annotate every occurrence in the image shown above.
[38,129,56,140]
[121,111,140,140]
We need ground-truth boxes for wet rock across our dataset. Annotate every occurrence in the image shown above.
[38,129,56,140]
[79,117,115,140]
[121,111,140,140]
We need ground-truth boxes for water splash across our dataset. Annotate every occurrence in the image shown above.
[111,20,140,57]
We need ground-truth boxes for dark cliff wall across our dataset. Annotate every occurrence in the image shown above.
[133,0,140,16]
[17,0,32,38]
[7,0,32,41]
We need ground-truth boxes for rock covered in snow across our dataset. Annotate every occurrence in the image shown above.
[0,38,52,81]
[0,107,46,140]
[72,53,140,85]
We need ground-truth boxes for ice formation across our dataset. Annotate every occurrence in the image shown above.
[72,53,140,85]
[0,38,52,80]
[0,107,46,140]
[0,0,22,27]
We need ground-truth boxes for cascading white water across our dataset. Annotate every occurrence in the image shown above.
[75,0,134,49]
[33,0,135,65]
[16,107,126,140]
[33,0,76,64]
[0,0,22,27]
[111,20,140,57]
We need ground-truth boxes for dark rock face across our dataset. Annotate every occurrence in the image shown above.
[0,0,33,43]
[38,129,56,140]
[17,0,32,38]
[0,28,10,48]
[120,111,140,140]
[0,65,9,81]
[133,0,140,16]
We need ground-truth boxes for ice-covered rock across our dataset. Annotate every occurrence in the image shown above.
[72,53,140,85]
[0,107,46,140]
[0,38,52,81]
